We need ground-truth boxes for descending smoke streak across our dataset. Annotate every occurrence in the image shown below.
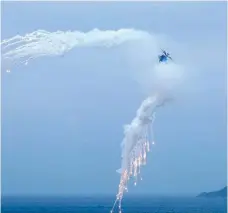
[1,29,151,70]
[111,94,161,213]
[111,62,183,213]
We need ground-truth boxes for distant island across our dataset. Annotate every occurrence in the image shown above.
[197,186,227,198]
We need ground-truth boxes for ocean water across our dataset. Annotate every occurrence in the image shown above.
[1,196,227,213]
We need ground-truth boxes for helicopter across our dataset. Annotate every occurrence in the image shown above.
[158,49,173,63]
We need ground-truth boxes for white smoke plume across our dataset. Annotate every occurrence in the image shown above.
[1,29,183,213]
[1,28,151,70]
[110,62,182,213]
[111,96,156,213]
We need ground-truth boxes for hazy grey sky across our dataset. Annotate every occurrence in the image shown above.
[1,1,227,196]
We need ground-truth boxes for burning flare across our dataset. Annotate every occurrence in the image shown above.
[111,95,159,213]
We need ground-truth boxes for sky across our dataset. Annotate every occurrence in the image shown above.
[1,1,227,196]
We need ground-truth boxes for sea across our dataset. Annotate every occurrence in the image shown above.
[1,195,227,213]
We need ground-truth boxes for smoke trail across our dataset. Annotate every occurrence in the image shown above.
[1,28,183,213]
[111,95,157,213]
[110,90,174,213]
[1,28,151,70]
[110,57,183,213]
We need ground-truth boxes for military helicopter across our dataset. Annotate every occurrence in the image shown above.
[158,49,173,63]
